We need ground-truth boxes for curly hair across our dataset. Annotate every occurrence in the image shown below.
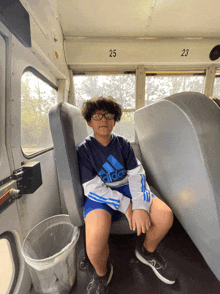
[210,96,220,108]
[81,96,123,122]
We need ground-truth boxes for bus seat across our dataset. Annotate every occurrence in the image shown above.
[49,102,86,227]
[134,92,220,281]
[49,102,134,234]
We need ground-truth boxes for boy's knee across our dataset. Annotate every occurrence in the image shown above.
[85,209,111,259]
[166,208,174,228]
[152,201,174,229]
[86,240,109,262]
[155,208,173,232]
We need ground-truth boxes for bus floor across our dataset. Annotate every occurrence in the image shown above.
[73,216,220,294]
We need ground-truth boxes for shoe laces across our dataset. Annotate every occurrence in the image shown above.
[142,247,167,270]
[150,254,167,270]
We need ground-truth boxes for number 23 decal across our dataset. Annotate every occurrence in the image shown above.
[109,49,116,57]
[181,49,189,57]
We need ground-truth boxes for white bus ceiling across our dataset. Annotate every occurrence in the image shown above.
[20,0,220,72]
[57,0,220,38]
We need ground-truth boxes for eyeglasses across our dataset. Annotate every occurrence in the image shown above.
[91,113,115,121]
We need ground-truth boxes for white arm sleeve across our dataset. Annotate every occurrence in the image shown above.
[83,175,130,214]
[127,163,153,213]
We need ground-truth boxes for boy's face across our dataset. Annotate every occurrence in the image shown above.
[87,110,116,139]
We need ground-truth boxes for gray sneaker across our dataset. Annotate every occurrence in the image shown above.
[84,262,113,294]
[135,246,176,285]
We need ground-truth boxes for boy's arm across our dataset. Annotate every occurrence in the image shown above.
[83,175,130,214]
[123,138,154,213]
[127,163,155,213]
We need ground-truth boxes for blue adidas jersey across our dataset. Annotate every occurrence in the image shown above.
[77,133,137,185]
[77,133,153,213]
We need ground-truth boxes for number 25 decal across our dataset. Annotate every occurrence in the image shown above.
[109,49,116,57]
[181,49,189,57]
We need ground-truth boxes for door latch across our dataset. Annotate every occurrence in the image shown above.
[0,161,42,213]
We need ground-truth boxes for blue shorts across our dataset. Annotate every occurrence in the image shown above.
[84,185,132,222]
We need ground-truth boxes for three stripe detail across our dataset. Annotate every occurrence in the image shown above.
[87,174,151,208]
[88,191,120,209]
[141,174,151,203]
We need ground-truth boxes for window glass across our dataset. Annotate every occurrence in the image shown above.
[21,71,58,156]
[213,74,220,98]
[114,112,134,142]
[73,74,135,141]
[145,74,205,106]
[0,239,15,294]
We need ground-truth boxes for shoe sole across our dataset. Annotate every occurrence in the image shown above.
[107,263,114,285]
[135,249,175,285]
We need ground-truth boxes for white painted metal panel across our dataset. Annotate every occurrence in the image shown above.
[0,34,11,181]
[0,26,61,294]
[65,38,220,69]
[8,34,61,235]
[0,32,31,294]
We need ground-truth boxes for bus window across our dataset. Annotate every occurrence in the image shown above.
[0,238,15,294]
[213,73,220,98]
[73,74,135,142]
[145,72,205,106]
[21,70,58,156]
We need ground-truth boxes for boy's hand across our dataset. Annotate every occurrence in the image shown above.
[132,209,151,236]
[125,201,133,230]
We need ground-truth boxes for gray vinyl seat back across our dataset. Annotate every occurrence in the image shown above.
[134,92,220,281]
[49,102,133,233]
[49,102,87,227]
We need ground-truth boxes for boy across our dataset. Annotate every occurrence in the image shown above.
[77,97,175,294]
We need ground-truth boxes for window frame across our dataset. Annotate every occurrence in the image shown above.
[23,67,58,91]
[21,67,58,158]
[213,72,220,99]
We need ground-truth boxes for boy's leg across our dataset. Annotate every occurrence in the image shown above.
[85,208,112,276]
[135,197,176,284]
[144,197,173,252]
